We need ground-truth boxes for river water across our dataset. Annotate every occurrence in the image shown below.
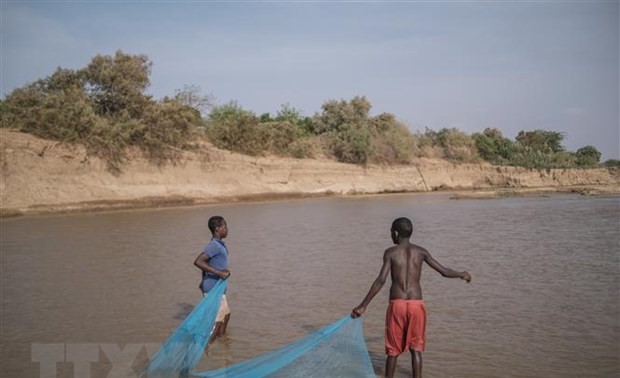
[1,193,619,378]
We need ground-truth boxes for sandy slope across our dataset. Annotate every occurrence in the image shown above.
[1,130,618,216]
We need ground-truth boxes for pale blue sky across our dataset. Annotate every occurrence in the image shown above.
[2,1,618,159]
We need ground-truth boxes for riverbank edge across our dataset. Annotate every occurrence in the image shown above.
[2,130,619,218]
[2,184,618,218]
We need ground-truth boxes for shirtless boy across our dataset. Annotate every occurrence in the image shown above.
[351,217,471,378]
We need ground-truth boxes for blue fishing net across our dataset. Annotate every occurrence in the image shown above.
[142,279,227,378]
[143,279,376,377]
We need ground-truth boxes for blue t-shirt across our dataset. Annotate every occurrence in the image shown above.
[200,238,229,293]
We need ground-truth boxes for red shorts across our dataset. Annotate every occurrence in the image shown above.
[385,299,427,355]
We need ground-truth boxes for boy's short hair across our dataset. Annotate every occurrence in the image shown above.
[208,216,226,233]
[392,217,413,238]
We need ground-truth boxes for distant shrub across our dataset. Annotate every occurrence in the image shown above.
[328,123,373,164]
[415,128,478,163]
[206,103,318,158]
[1,85,99,141]
[473,128,512,164]
[503,147,584,170]
[574,145,602,167]
[86,118,133,172]
[206,103,264,156]
[369,120,416,164]
[603,159,620,167]
[515,129,565,154]
[257,121,302,155]
[1,51,203,172]
[435,128,479,163]
[313,96,410,164]
[174,84,214,115]
[287,137,318,159]
[82,51,152,118]
[312,96,371,135]
[134,99,203,162]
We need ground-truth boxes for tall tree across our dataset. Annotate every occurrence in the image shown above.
[82,50,152,118]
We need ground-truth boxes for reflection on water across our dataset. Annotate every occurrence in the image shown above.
[1,193,619,377]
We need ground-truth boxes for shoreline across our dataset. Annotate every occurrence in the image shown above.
[449,184,620,200]
[2,184,618,218]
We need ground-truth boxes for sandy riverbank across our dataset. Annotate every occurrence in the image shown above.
[1,130,618,217]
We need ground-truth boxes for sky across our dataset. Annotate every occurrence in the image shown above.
[2,1,619,160]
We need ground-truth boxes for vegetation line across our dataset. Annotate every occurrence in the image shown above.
[1,51,618,173]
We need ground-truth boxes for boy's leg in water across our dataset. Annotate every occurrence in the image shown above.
[385,355,398,378]
[410,349,422,378]
[218,314,231,337]
[210,322,223,343]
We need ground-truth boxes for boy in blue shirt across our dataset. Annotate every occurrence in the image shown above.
[194,216,231,340]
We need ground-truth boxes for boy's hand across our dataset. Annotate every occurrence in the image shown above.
[351,305,366,318]
[218,269,231,280]
[461,271,471,283]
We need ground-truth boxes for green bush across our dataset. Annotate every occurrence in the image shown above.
[134,99,203,162]
[1,51,202,172]
[287,137,318,159]
[1,80,105,145]
[502,146,585,170]
[312,96,371,134]
[82,51,152,118]
[257,121,302,155]
[206,103,315,158]
[206,103,265,155]
[436,128,478,162]
[574,145,602,167]
[328,123,373,164]
[414,128,479,163]
[86,118,133,172]
[603,159,620,167]
[473,128,517,165]
[370,121,416,164]
[516,129,565,154]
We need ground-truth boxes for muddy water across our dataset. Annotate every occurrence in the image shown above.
[1,193,619,377]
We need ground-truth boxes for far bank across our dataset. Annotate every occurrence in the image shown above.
[1,130,618,217]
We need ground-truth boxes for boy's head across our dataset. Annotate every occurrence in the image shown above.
[391,217,413,243]
[208,216,228,238]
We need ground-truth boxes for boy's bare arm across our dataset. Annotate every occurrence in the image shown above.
[423,249,471,282]
[194,252,231,279]
[351,249,392,318]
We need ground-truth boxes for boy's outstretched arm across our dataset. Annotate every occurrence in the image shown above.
[194,252,231,279]
[351,249,392,318]
[423,249,471,282]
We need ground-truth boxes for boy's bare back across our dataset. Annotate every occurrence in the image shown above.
[386,243,426,300]
[352,217,471,318]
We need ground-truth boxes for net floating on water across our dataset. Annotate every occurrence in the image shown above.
[143,279,375,378]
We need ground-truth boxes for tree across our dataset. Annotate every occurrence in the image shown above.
[474,128,516,164]
[473,132,497,161]
[1,51,204,172]
[275,103,302,123]
[330,123,373,164]
[603,159,620,167]
[313,96,371,134]
[174,84,214,115]
[205,102,265,155]
[575,145,602,167]
[516,130,565,153]
[82,50,152,118]
[312,96,374,164]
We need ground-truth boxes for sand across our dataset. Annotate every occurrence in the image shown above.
[1,129,618,217]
